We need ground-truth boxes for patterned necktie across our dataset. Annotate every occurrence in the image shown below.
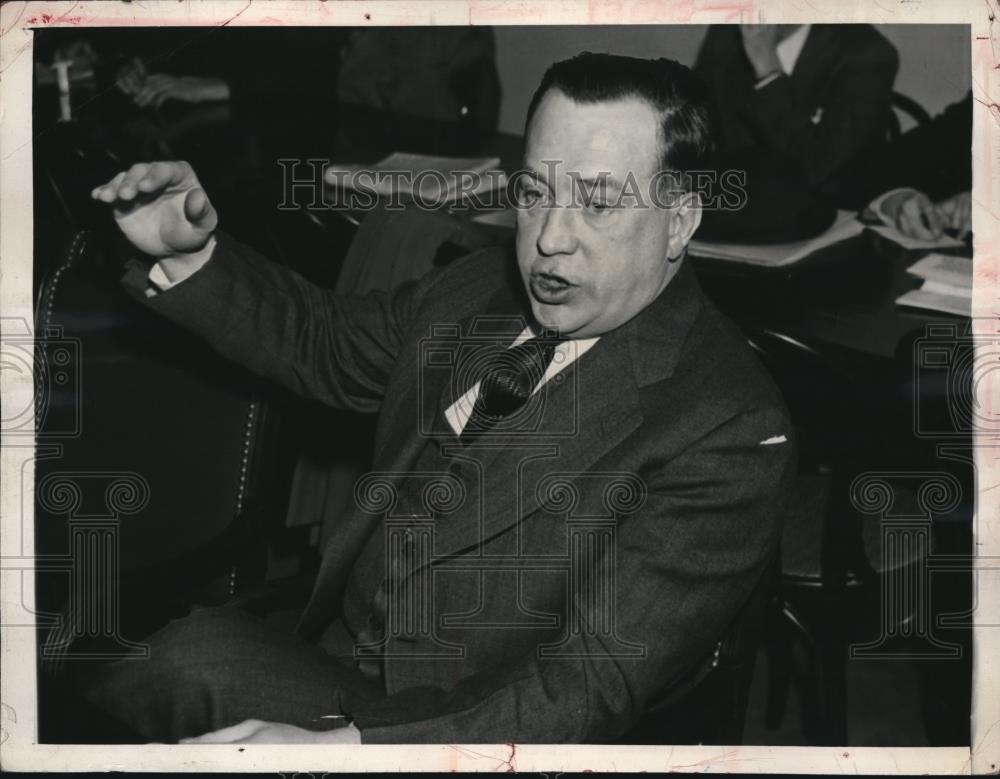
[461,335,563,443]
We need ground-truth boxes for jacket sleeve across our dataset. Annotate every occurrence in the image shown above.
[744,35,899,187]
[350,407,796,743]
[120,231,433,414]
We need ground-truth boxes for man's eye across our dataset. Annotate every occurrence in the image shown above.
[516,184,544,207]
[587,200,615,215]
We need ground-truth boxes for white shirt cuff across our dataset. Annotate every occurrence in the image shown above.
[145,236,217,298]
[753,71,783,90]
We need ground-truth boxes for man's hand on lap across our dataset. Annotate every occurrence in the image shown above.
[180,719,362,745]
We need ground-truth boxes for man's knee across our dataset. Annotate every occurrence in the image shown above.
[75,606,257,741]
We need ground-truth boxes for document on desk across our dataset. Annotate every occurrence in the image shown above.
[868,223,965,250]
[688,210,863,267]
[325,153,505,206]
[895,253,972,316]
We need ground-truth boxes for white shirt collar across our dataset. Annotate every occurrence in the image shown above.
[776,24,811,75]
[444,327,599,436]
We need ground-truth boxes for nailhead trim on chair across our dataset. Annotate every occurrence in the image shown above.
[230,401,258,597]
[38,231,90,422]
[42,231,262,600]
[234,401,256,516]
[41,230,89,331]
[37,230,91,677]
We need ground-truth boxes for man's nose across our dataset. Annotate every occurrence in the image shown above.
[536,206,579,256]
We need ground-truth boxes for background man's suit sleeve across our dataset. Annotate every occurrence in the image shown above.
[349,407,796,743]
[121,231,428,414]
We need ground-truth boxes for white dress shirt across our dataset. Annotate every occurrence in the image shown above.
[754,24,812,89]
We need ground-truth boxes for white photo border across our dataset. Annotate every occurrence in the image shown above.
[1,0,996,773]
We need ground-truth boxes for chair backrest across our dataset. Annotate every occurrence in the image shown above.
[618,560,775,744]
[886,91,933,142]
[742,327,883,584]
[743,327,871,468]
[34,230,294,622]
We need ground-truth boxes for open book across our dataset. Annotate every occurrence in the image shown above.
[689,210,864,268]
[324,153,505,207]
[896,253,972,317]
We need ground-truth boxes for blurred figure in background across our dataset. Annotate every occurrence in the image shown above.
[693,24,898,241]
[108,28,339,111]
[336,27,500,132]
[116,57,230,109]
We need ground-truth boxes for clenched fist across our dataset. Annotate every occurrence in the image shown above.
[91,161,218,260]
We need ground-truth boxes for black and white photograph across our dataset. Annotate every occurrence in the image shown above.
[1,0,997,773]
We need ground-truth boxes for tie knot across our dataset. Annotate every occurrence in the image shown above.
[470,336,563,425]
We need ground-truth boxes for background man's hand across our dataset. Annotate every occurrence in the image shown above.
[132,74,231,109]
[882,189,946,241]
[115,57,148,97]
[91,161,218,262]
[179,719,362,745]
[740,25,784,81]
[937,190,972,238]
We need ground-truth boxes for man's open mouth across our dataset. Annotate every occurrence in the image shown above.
[530,271,576,303]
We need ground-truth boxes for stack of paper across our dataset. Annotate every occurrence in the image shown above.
[688,210,864,268]
[868,223,965,251]
[325,153,505,207]
[896,253,972,316]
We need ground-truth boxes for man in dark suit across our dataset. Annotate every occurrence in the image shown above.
[694,24,898,210]
[86,53,795,744]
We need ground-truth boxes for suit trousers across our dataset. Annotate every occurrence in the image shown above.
[72,604,382,743]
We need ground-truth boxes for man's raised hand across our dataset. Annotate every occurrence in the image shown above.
[91,161,218,259]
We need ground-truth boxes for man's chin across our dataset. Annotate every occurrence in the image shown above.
[529,301,586,338]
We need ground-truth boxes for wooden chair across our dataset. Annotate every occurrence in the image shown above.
[744,327,929,745]
[886,91,933,141]
[618,562,775,745]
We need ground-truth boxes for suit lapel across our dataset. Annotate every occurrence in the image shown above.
[789,25,836,104]
[300,254,706,635]
[424,259,704,564]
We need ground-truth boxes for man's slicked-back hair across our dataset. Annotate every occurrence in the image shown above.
[525,52,714,190]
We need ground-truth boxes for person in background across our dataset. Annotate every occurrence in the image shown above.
[860,92,973,241]
[117,57,230,109]
[108,28,340,111]
[335,27,500,132]
[694,24,898,208]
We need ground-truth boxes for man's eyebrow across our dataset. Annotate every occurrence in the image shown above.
[517,166,546,183]
[574,174,624,191]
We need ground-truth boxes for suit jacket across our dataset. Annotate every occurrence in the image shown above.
[336,28,499,131]
[123,234,796,742]
[694,24,899,205]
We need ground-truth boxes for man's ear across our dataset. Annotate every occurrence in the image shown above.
[666,191,703,261]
